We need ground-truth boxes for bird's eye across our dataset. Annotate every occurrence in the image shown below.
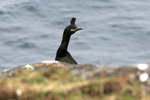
[70,29,75,32]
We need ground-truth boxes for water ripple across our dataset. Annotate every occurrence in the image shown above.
[0,0,150,70]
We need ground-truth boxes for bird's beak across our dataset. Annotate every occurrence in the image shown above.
[75,28,83,31]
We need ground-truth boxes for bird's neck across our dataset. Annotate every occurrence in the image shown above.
[60,32,71,51]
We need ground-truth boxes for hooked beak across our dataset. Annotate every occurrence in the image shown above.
[75,28,83,31]
[71,28,83,32]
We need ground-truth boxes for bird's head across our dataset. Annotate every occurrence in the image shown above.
[64,17,83,35]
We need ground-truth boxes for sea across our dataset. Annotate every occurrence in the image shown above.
[0,0,150,71]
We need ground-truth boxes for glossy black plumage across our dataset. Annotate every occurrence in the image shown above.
[55,18,82,64]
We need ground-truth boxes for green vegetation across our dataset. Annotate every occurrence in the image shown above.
[0,67,149,100]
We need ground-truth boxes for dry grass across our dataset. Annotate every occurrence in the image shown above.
[0,67,149,100]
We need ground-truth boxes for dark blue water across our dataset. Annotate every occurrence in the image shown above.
[0,0,150,70]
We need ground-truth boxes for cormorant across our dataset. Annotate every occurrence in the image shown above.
[55,17,82,64]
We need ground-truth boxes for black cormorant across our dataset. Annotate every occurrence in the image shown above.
[55,17,82,64]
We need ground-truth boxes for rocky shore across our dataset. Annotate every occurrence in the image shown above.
[0,61,150,100]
